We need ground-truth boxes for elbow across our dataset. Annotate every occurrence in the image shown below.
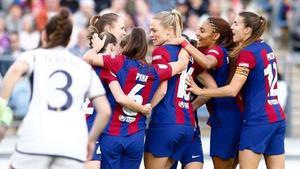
[9,64,26,76]
[104,108,112,118]
[227,89,239,97]
[202,59,217,70]
[203,63,215,70]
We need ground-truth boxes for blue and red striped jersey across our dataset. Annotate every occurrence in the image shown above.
[86,67,115,131]
[102,54,172,136]
[201,45,243,127]
[236,40,285,125]
[150,44,195,126]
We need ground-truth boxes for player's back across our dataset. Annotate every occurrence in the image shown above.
[17,47,98,161]
[239,40,285,125]
[102,55,171,136]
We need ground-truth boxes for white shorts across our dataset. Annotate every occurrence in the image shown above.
[10,150,84,169]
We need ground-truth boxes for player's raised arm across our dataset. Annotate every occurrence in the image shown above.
[180,38,218,69]
[83,34,107,66]
[168,48,189,76]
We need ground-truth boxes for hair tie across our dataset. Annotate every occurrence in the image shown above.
[259,16,264,22]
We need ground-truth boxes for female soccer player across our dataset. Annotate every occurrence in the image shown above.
[88,13,126,43]
[143,10,195,169]
[84,15,149,169]
[83,27,190,169]
[175,17,243,169]
[0,8,111,169]
[187,12,286,169]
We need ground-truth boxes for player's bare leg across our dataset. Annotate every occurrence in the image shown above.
[264,154,285,169]
[239,150,261,169]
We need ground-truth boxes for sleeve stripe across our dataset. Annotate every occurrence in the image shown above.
[208,49,219,55]
[89,93,106,101]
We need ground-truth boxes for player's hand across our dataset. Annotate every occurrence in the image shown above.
[0,97,13,127]
[0,97,12,142]
[186,75,203,95]
[142,103,152,115]
[91,33,106,53]
[87,139,96,161]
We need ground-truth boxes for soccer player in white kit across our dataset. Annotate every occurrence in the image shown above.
[0,8,111,169]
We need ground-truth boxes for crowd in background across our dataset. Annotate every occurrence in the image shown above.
[0,0,298,120]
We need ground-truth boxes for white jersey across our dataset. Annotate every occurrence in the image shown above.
[15,47,105,161]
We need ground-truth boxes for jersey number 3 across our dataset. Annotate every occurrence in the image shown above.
[48,70,73,111]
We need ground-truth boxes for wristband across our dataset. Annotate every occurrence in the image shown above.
[181,40,189,48]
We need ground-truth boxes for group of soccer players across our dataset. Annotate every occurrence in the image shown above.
[0,6,285,169]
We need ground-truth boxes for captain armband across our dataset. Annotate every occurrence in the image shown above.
[235,66,249,77]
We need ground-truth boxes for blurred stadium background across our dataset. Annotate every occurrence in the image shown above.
[0,0,299,168]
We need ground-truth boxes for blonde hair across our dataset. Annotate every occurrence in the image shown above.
[153,9,183,37]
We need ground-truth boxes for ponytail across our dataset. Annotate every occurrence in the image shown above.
[87,13,120,46]
[45,8,73,48]
[171,9,183,37]
[153,9,183,38]
[228,12,267,82]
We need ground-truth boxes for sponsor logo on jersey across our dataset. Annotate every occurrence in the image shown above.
[152,55,162,61]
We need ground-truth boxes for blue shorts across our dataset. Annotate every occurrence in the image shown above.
[240,120,285,155]
[210,122,242,159]
[100,130,145,169]
[170,131,204,169]
[144,124,194,161]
